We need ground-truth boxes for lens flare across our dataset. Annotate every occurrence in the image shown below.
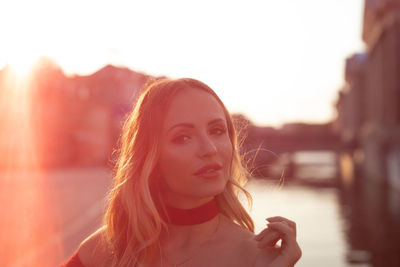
[5,53,38,80]
[0,68,61,266]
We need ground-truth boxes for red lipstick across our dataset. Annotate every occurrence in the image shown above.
[194,163,222,178]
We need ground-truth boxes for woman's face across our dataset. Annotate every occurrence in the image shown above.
[159,88,233,208]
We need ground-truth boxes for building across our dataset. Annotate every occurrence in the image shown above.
[337,0,400,192]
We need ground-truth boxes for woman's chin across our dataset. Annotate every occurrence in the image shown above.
[198,183,226,199]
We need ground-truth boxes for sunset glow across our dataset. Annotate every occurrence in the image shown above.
[0,1,367,265]
[6,55,38,78]
[0,0,365,126]
[0,69,61,266]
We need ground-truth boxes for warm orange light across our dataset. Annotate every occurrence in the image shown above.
[0,68,61,267]
[339,153,354,188]
[6,54,39,80]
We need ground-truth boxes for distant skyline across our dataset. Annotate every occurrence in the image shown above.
[0,0,365,126]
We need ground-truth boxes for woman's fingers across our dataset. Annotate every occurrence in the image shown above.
[255,216,296,249]
[266,216,297,236]
[254,227,281,248]
[267,222,295,243]
[255,217,302,267]
[254,227,268,241]
[267,221,302,264]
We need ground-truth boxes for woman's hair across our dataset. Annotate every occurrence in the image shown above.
[103,78,254,266]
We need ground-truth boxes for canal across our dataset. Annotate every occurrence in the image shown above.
[246,179,359,267]
[244,150,400,267]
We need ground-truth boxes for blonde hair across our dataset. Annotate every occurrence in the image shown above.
[103,78,254,266]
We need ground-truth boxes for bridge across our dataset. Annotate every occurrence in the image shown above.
[239,125,342,180]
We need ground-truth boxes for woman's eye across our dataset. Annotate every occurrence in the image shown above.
[171,135,190,144]
[210,127,226,135]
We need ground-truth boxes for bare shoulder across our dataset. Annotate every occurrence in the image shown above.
[254,246,280,267]
[78,226,111,267]
[217,215,279,266]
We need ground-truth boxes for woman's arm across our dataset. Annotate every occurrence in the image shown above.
[254,216,302,267]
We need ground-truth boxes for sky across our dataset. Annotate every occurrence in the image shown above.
[0,0,365,127]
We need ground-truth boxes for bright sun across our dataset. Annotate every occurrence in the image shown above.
[7,53,39,78]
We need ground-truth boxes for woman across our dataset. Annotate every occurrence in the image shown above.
[62,78,301,267]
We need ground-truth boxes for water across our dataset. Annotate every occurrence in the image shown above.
[292,150,338,180]
[245,179,362,267]
[246,149,400,267]
[2,166,399,266]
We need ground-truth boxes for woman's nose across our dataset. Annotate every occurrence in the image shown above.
[197,135,217,157]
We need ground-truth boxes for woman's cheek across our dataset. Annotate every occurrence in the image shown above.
[219,138,233,160]
[160,145,193,184]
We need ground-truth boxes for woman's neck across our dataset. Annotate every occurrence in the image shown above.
[160,197,219,225]
[164,195,214,210]
[161,214,221,250]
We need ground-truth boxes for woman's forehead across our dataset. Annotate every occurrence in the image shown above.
[163,89,227,129]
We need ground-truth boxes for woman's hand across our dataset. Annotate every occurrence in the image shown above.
[254,216,302,267]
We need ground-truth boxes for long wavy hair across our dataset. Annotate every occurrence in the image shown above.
[103,78,254,266]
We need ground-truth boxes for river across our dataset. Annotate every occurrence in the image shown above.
[245,150,400,267]
[246,179,367,267]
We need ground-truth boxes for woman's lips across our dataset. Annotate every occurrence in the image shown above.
[194,163,222,178]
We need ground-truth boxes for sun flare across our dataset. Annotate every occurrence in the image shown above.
[6,54,39,79]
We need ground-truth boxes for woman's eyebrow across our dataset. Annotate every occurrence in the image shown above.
[208,118,225,125]
[167,118,226,133]
[167,123,194,133]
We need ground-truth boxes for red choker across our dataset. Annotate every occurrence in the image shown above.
[160,198,219,225]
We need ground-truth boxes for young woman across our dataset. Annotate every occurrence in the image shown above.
[62,78,301,267]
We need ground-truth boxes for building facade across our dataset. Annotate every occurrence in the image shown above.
[337,0,400,191]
